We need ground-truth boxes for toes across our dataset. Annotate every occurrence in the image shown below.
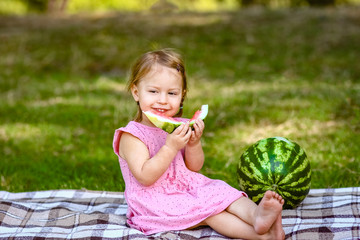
[274,192,283,201]
[264,191,284,205]
[265,190,275,198]
[278,195,284,204]
[266,191,285,205]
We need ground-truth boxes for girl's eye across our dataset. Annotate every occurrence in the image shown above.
[149,90,157,93]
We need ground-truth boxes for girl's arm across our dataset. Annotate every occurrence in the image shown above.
[184,119,205,172]
[119,123,192,186]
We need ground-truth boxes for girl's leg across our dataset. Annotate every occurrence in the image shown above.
[226,191,284,235]
[204,210,284,240]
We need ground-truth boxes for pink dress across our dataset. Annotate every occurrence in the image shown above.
[113,120,247,235]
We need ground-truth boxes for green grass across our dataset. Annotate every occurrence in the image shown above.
[0,7,359,192]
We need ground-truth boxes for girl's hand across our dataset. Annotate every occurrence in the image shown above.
[188,119,204,147]
[165,122,192,152]
[184,119,205,172]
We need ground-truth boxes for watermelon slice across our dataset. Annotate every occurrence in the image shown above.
[143,104,208,133]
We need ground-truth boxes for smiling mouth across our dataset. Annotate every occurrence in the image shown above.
[153,108,168,114]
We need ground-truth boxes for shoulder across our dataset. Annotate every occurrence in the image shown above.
[113,121,146,157]
[114,121,147,141]
[119,131,146,159]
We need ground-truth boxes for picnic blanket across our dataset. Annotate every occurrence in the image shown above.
[0,187,359,240]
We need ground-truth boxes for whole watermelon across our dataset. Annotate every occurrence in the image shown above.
[237,137,311,209]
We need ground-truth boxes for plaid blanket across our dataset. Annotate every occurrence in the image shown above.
[0,187,359,239]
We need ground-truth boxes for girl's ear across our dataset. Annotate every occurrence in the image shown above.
[131,85,140,102]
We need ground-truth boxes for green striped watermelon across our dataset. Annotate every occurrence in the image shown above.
[237,137,311,209]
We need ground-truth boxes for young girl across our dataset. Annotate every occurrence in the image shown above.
[113,49,285,239]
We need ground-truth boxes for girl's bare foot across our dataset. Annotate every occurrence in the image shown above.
[254,191,284,235]
[263,214,285,240]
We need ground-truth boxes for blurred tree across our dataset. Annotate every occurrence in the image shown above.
[47,0,68,13]
[231,0,336,6]
[236,0,269,7]
[24,0,47,12]
[23,0,68,13]
[150,0,179,13]
[306,0,336,6]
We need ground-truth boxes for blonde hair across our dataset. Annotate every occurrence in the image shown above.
[127,49,188,122]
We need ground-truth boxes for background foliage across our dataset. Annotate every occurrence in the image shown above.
[1,0,360,15]
[0,4,359,192]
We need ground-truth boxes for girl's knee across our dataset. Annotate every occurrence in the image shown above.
[187,220,207,230]
[227,196,254,212]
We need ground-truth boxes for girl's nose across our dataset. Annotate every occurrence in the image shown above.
[158,93,167,104]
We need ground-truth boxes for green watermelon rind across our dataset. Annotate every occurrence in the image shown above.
[237,137,311,209]
[143,105,208,133]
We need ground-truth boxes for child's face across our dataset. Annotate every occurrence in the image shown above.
[131,64,183,126]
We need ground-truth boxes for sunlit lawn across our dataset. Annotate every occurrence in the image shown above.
[0,7,359,192]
